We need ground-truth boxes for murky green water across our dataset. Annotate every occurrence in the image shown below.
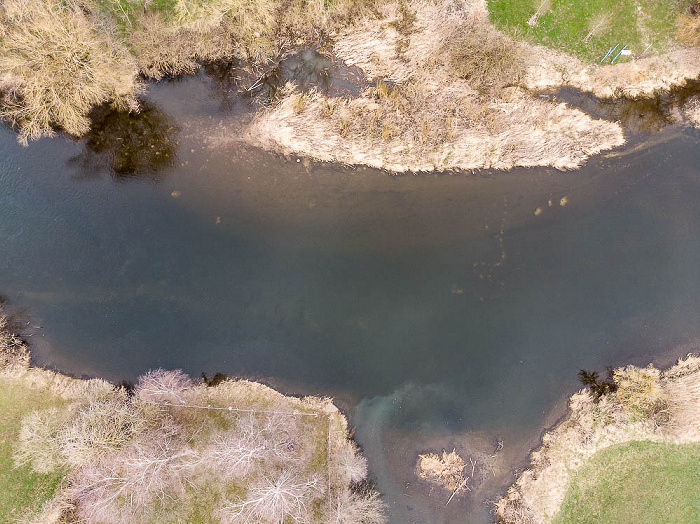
[1,74,700,522]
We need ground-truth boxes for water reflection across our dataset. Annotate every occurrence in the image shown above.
[251,49,368,101]
[554,78,700,134]
[70,102,179,180]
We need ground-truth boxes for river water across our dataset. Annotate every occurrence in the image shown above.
[1,73,700,523]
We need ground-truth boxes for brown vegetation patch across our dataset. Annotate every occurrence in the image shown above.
[677,11,700,46]
[0,311,29,369]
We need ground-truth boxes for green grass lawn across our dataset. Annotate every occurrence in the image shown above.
[0,377,66,522]
[553,440,700,524]
[487,0,691,62]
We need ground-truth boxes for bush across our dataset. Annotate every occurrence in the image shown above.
[448,21,524,94]
[0,0,140,143]
[677,12,700,46]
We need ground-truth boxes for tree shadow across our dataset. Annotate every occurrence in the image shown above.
[69,102,179,181]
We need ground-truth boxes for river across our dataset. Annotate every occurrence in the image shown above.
[1,72,700,523]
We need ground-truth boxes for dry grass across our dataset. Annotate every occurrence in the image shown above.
[416,450,466,492]
[495,354,700,524]
[677,12,700,45]
[448,20,524,93]
[0,0,378,141]
[0,0,140,144]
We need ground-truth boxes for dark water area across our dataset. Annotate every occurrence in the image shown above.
[552,78,700,134]
[2,73,700,523]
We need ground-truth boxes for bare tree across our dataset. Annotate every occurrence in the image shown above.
[219,470,322,523]
[134,368,193,404]
[329,489,388,524]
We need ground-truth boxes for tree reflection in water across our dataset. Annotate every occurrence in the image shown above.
[70,102,179,181]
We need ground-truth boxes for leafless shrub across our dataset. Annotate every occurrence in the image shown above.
[135,368,194,404]
[14,408,68,474]
[202,413,295,481]
[0,0,140,144]
[58,399,149,467]
[69,431,197,524]
[584,12,612,43]
[448,21,524,93]
[333,441,368,486]
[329,488,388,524]
[527,0,552,27]
[219,469,322,523]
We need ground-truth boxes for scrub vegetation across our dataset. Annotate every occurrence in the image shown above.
[0,0,375,143]
[0,312,386,524]
[496,355,700,524]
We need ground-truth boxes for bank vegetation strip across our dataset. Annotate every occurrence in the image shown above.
[496,355,700,523]
[0,311,386,524]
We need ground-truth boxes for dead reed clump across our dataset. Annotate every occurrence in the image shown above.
[447,20,525,94]
[677,12,700,46]
[128,12,238,80]
[0,311,30,369]
[0,0,140,144]
[614,365,666,419]
[416,449,466,492]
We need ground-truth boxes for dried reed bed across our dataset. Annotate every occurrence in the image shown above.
[495,354,700,524]
[0,0,140,144]
[247,0,624,172]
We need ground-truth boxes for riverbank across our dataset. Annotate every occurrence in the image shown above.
[495,354,700,523]
[0,311,386,523]
[2,0,700,171]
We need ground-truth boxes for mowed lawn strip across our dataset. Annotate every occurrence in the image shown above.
[553,440,700,524]
[0,377,66,521]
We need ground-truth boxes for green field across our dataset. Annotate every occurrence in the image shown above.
[487,0,691,62]
[553,440,700,524]
[0,377,66,522]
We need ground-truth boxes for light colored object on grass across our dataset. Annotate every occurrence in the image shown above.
[495,354,700,524]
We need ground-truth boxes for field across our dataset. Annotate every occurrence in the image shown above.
[553,441,700,523]
[487,0,692,62]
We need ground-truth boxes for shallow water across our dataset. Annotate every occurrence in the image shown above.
[1,74,700,523]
